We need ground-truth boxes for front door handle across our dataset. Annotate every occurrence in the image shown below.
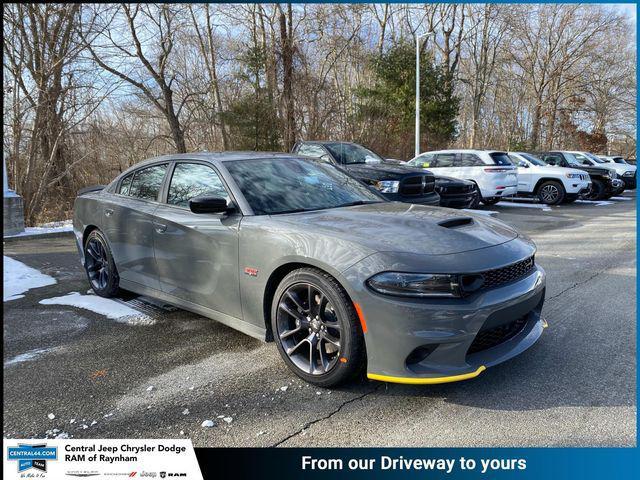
[155,223,167,233]
[104,208,114,217]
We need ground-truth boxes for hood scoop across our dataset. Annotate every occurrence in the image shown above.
[437,217,474,229]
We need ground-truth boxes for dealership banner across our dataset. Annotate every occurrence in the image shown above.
[3,439,202,479]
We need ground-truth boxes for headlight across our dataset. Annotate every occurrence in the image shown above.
[565,173,581,179]
[608,170,618,178]
[366,272,460,298]
[375,180,400,193]
[623,170,635,176]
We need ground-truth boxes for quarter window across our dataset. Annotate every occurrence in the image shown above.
[167,163,229,208]
[129,164,168,201]
[460,153,484,166]
[118,173,133,195]
[297,144,330,159]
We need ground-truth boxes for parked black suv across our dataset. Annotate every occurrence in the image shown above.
[539,151,623,201]
[293,141,476,208]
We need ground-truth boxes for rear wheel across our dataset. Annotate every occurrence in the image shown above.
[537,180,565,205]
[84,229,120,298]
[271,268,366,387]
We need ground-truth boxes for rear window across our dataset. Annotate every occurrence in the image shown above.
[489,152,512,166]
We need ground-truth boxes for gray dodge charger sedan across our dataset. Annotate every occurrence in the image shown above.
[73,152,546,387]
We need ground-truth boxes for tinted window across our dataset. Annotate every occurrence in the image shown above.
[129,164,168,201]
[408,154,434,168]
[489,152,512,165]
[225,157,383,215]
[297,144,330,159]
[168,163,229,208]
[543,154,563,166]
[119,173,133,195]
[518,153,546,166]
[324,143,384,165]
[572,153,592,166]
[435,153,456,167]
[460,153,484,166]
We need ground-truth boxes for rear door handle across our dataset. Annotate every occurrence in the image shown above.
[155,223,167,233]
[104,208,114,217]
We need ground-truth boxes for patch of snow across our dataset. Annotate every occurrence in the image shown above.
[495,201,551,211]
[70,419,76,424]
[90,420,97,426]
[462,209,497,216]
[256,430,266,437]
[182,409,190,416]
[5,220,73,238]
[279,386,288,392]
[574,200,614,206]
[180,430,185,436]
[39,292,155,325]
[146,386,155,392]
[3,256,57,301]
[47,413,55,420]
[222,417,233,424]
[201,420,215,428]
[4,347,57,367]
[610,196,633,201]
[55,432,70,439]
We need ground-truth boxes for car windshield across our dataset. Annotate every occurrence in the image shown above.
[224,157,384,215]
[324,143,384,165]
[563,152,583,167]
[584,152,606,163]
[613,158,627,164]
[517,153,546,166]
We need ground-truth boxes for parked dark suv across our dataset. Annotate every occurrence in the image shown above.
[293,141,476,208]
[539,151,623,201]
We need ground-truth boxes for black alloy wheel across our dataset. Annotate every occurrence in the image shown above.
[583,179,604,201]
[84,229,120,297]
[272,268,365,387]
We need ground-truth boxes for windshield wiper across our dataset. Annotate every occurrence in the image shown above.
[336,200,382,208]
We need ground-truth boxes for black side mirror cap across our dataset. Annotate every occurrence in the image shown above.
[189,196,232,214]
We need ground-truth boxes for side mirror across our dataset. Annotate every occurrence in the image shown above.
[189,196,231,214]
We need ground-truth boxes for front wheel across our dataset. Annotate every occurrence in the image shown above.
[481,197,501,206]
[84,229,120,298]
[537,180,565,205]
[583,179,605,200]
[271,268,366,387]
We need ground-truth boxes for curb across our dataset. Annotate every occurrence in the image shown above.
[3,230,74,243]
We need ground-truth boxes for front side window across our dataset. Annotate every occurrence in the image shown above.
[324,143,384,165]
[572,153,592,166]
[224,157,383,215]
[129,164,168,201]
[408,153,434,168]
[518,153,546,166]
[167,163,229,208]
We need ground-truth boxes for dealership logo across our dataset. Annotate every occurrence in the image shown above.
[7,444,58,473]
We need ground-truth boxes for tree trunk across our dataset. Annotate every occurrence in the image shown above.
[280,4,295,151]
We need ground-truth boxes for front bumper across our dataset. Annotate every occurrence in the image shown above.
[438,191,478,209]
[482,185,518,199]
[345,259,546,384]
[565,180,591,194]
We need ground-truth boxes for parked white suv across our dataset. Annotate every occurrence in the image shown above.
[406,150,518,205]
[508,152,591,205]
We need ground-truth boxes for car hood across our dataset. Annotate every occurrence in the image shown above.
[271,202,519,256]
[342,162,429,182]
[524,165,586,176]
[603,163,635,174]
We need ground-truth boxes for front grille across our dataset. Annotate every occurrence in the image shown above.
[580,174,589,181]
[467,315,529,355]
[480,256,535,290]
[400,175,435,196]
[438,184,474,195]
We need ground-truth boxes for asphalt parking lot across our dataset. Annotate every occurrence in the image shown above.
[3,194,636,447]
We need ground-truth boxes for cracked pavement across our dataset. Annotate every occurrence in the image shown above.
[3,194,636,447]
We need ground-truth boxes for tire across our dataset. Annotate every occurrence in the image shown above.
[536,180,565,205]
[83,229,120,298]
[563,196,577,204]
[468,185,481,209]
[271,268,366,387]
[481,197,500,206]
[584,179,605,200]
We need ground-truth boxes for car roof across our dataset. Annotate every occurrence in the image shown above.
[419,149,505,155]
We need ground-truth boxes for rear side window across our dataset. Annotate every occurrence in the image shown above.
[129,164,168,201]
[488,152,512,165]
[460,153,484,166]
[167,163,229,208]
[435,153,456,167]
[118,173,133,195]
